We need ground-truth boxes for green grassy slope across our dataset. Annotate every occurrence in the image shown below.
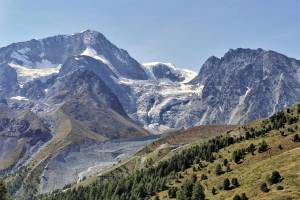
[154,105,300,200]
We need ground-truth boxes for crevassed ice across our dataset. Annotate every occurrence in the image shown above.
[119,63,203,134]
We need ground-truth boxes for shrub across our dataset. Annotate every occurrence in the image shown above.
[232,150,244,163]
[215,163,223,176]
[280,131,286,136]
[191,174,197,183]
[62,183,72,190]
[212,187,217,195]
[223,178,231,190]
[270,171,282,184]
[176,191,186,200]
[231,178,239,188]
[217,184,223,190]
[247,143,256,155]
[168,187,177,198]
[287,127,294,133]
[200,174,208,181]
[245,131,252,139]
[182,180,193,198]
[260,182,269,193]
[293,134,300,142]
[0,178,8,200]
[277,185,284,190]
[191,182,205,200]
[194,157,200,165]
[258,140,268,153]
[154,196,160,200]
[233,194,241,200]
[192,166,197,172]
[226,165,231,172]
[241,193,248,200]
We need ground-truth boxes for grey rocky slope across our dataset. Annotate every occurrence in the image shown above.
[188,48,300,125]
[0,63,19,97]
[0,101,52,173]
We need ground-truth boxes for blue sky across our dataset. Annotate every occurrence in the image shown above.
[0,0,299,71]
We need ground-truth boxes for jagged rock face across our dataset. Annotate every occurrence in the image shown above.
[0,106,52,172]
[0,63,19,98]
[0,108,51,141]
[189,48,300,124]
[49,66,124,114]
[19,78,55,100]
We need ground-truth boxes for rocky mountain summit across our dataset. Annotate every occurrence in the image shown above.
[189,48,300,125]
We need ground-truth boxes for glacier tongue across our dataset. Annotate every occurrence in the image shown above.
[119,64,203,134]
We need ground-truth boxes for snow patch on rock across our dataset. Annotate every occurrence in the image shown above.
[10,96,29,101]
[81,47,120,76]
[142,62,197,83]
[9,63,61,84]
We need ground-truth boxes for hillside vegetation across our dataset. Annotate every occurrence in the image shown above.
[11,104,300,199]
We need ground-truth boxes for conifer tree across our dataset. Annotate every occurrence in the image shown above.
[223,178,231,190]
[215,163,223,176]
[258,140,268,153]
[231,178,239,188]
[0,179,7,200]
[191,182,205,200]
[176,191,186,200]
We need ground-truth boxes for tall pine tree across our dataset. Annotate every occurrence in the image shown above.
[191,182,205,200]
